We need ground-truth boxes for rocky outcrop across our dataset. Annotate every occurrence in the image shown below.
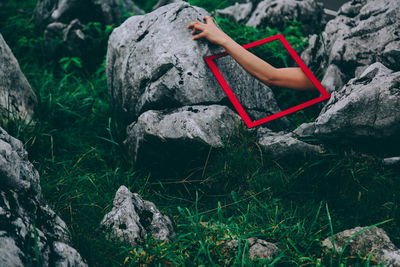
[107,2,289,163]
[124,105,241,163]
[107,2,283,121]
[216,2,253,24]
[34,0,144,26]
[217,0,326,35]
[100,186,175,246]
[0,127,87,266]
[301,0,400,92]
[294,63,400,141]
[0,33,37,124]
[257,127,323,160]
[322,226,400,266]
[34,0,144,61]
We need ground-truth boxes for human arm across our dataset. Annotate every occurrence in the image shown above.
[187,16,316,91]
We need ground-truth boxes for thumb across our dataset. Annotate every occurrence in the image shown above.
[203,16,214,25]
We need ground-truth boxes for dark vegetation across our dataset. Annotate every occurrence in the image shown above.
[0,0,399,266]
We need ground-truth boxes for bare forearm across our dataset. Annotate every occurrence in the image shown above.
[187,16,316,91]
[221,38,278,86]
[221,38,315,91]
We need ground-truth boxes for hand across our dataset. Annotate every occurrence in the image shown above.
[187,16,232,47]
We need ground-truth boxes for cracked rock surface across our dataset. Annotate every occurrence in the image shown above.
[107,2,282,121]
[301,0,400,92]
[0,33,37,123]
[322,226,400,266]
[294,62,400,141]
[0,127,87,267]
[34,0,144,60]
[100,185,175,246]
[34,0,144,26]
[257,127,323,161]
[216,0,325,35]
[124,105,242,163]
[107,2,289,163]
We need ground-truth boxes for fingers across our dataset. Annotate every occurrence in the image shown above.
[187,21,205,29]
[192,32,206,40]
[187,22,206,36]
[203,16,214,25]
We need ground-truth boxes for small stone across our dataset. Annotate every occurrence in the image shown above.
[100,186,175,246]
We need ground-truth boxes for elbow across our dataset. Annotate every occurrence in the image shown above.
[259,69,278,87]
[261,76,276,87]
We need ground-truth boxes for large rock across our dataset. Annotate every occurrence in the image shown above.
[0,33,37,124]
[0,127,87,266]
[100,185,175,246]
[34,0,144,62]
[107,2,284,124]
[294,63,400,141]
[216,2,254,24]
[124,105,241,163]
[301,0,400,92]
[245,0,326,35]
[322,226,400,266]
[34,0,144,26]
[257,127,323,161]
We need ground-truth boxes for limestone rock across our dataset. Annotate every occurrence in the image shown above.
[322,226,400,266]
[257,127,323,160]
[100,185,175,246]
[301,0,400,92]
[294,63,400,141]
[216,2,254,23]
[0,33,37,123]
[124,105,241,163]
[106,2,283,124]
[246,0,326,35]
[34,0,144,26]
[0,127,87,266]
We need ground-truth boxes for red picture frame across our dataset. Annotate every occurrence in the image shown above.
[204,34,330,128]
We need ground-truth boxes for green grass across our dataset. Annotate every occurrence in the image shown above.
[1,1,400,266]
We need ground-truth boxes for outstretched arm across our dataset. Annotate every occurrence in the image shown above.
[187,16,316,91]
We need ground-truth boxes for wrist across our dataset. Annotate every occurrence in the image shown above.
[219,35,234,48]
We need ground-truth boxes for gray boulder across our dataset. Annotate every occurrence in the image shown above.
[0,33,37,124]
[216,2,254,24]
[34,0,144,26]
[100,185,175,246]
[0,127,87,266]
[257,127,323,160]
[294,62,400,141]
[322,226,400,266]
[220,237,279,260]
[124,105,241,163]
[301,0,400,92]
[107,2,284,124]
[245,0,326,35]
